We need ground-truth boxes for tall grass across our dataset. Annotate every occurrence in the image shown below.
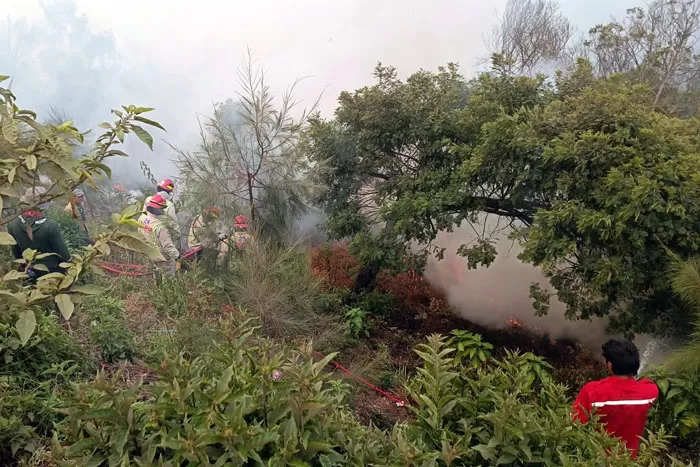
[221,239,344,347]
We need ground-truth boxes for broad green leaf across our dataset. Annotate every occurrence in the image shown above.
[133,106,155,114]
[112,234,164,261]
[120,203,141,219]
[106,149,129,157]
[0,75,9,83]
[134,115,166,131]
[0,291,23,305]
[116,128,125,143]
[98,122,112,129]
[25,154,37,171]
[130,125,154,150]
[55,294,75,320]
[0,231,16,245]
[16,109,37,119]
[7,167,16,184]
[36,272,65,282]
[16,309,36,345]
[3,270,27,281]
[2,116,17,144]
[31,264,49,272]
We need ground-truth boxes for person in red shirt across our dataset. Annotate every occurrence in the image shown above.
[572,339,658,458]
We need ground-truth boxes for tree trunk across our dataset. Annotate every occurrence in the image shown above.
[352,262,380,294]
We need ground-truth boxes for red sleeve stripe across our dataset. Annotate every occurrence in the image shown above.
[592,398,656,407]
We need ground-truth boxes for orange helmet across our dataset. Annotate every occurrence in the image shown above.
[146,194,168,209]
[157,179,175,193]
[204,207,221,218]
[235,215,249,228]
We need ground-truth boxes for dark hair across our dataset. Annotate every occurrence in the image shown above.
[146,206,164,216]
[602,339,640,376]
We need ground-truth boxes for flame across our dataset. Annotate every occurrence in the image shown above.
[506,317,523,328]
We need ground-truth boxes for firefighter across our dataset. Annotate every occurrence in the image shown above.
[572,339,659,459]
[187,207,224,259]
[138,194,180,276]
[64,188,90,238]
[8,187,71,281]
[231,214,252,249]
[144,179,181,251]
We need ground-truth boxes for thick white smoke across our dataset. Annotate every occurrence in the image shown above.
[422,220,611,352]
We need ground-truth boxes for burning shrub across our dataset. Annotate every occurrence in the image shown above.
[310,243,358,290]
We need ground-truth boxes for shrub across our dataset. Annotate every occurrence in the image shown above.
[449,329,494,367]
[222,240,344,345]
[345,307,371,339]
[396,334,669,466]
[151,274,190,317]
[310,243,358,290]
[645,366,700,452]
[45,206,91,251]
[0,363,83,464]
[53,316,392,466]
[0,310,93,377]
[84,296,137,363]
[358,290,397,318]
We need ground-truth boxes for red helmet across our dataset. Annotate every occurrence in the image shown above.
[204,207,221,218]
[157,179,175,193]
[235,215,249,228]
[146,194,168,209]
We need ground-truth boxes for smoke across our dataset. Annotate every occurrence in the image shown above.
[423,219,610,352]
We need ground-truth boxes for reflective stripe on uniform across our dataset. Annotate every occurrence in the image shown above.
[591,398,656,408]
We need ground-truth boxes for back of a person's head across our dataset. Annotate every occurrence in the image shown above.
[602,339,640,377]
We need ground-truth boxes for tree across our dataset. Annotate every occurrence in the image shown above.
[667,258,700,373]
[0,75,165,344]
[486,0,573,76]
[308,60,700,337]
[174,51,317,241]
[581,0,700,114]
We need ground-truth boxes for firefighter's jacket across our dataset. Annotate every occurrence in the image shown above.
[144,196,181,241]
[138,212,179,262]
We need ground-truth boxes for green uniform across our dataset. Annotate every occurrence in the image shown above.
[7,213,71,272]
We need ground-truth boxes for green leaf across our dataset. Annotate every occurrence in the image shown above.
[120,203,141,219]
[0,75,9,83]
[111,109,124,118]
[2,116,17,144]
[134,116,166,131]
[106,149,129,157]
[112,234,164,261]
[3,270,27,281]
[98,122,112,129]
[0,231,16,245]
[7,167,16,184]
[16,309,36,345]
[130,125,154,150]
[55,294,75,320]
[132,106,155,115]
[26,154,37,171]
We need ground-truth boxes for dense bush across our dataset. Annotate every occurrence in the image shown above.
[54,316,392,466]
[222,240,344,346]
[53,316,679,466]
[85,296,137,363]
[0,310,93,377]
[645,366,700,453]
[45,206,91,252]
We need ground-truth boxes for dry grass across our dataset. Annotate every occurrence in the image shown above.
[223,239,345,347]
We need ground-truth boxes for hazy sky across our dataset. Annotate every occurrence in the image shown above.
[4,0,639,180]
